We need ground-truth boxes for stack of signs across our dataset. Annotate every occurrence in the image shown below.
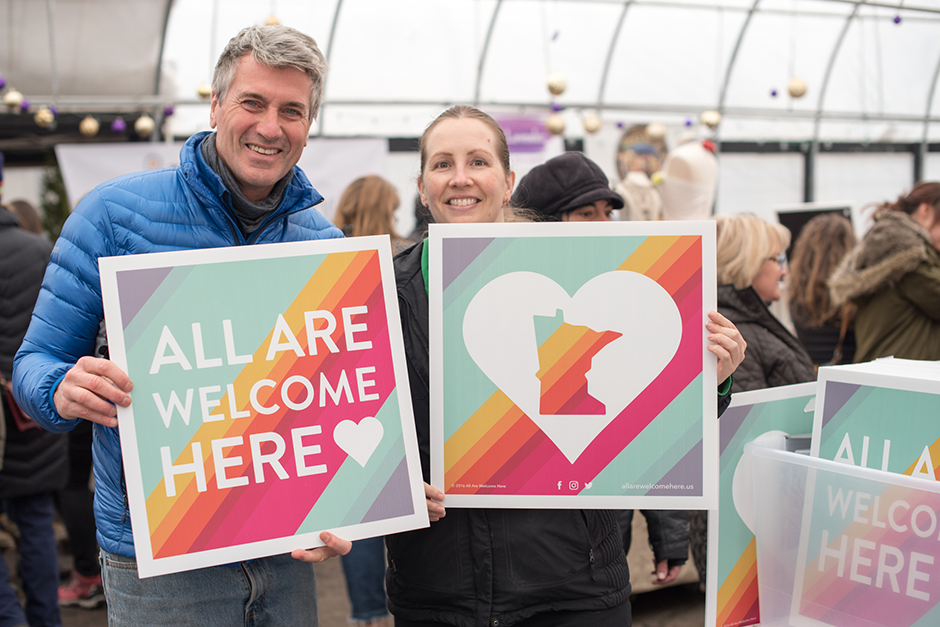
[428,221,718,509]
[783,358,940,626]
[100,237,428,577]
[707,382,817,627]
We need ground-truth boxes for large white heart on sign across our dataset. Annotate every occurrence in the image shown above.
[333,417,384,467]
[463,271,681,463]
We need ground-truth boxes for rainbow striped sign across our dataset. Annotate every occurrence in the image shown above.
[100,237,427,577]
[429,221,718,508]
[707,383,816,627]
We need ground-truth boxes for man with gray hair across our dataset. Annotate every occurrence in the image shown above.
[14,24,349,625]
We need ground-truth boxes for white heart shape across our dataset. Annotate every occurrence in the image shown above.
[462,270,681,463]
[333,417,384,467]
[732,430,788,535]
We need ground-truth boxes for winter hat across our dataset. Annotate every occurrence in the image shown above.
[511,152,624,220]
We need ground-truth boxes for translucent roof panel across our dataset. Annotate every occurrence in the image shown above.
[722,10,847,112]
[328,0,494,103]
[0,0,168,98]
[605,4,747,108]
[480,0,622,105]
[824,10,940,118]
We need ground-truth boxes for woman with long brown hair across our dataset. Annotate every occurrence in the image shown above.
[829,182,940,362]
[333,174,408,254]
[787,213,857,366]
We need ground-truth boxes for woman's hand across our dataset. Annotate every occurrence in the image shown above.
[425,482,445,522]
[290,531,352,563]
[706,311,746,384]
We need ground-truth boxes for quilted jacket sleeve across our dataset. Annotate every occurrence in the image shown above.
[13,189,116,432]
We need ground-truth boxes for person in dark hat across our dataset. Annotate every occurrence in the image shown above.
[511,152,624,221]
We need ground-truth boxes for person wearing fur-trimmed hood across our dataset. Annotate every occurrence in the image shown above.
[829,182,940,363]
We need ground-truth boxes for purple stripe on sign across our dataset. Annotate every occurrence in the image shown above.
[821,381,862,429]
[116,266,174,329]
[442,238,495,291]
[646,441,702,496]
[720,405,752,456]
[361,458,415,523]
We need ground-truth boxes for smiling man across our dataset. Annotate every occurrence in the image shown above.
[13,24,348,626]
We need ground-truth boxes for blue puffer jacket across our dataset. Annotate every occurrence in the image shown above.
[12,131,343,557]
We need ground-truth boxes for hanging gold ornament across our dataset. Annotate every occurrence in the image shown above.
[3,88,23,111]
[197,83,212,99]
[646,122,667,141]
[79,115,100,137]
[546,113,565,135]
[547,72,567,96]
[34,106,55,128]
[788,77,807,98]
[265,15,280,25]
[700,110,722,130]
[135,113,156,138]
[582,114,602,134]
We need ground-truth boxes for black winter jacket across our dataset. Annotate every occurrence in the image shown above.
[0,207,67,498]
[717,284,815,393]
[387,242,631,627]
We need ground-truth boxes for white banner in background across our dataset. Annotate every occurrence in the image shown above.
[55,137,388,221]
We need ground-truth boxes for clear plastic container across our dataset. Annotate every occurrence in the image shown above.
[748,442,940,627]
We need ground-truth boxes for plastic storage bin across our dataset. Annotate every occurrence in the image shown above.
[748,442,940,627]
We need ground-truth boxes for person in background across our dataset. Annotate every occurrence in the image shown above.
[12,25,349,626]
[512,152,692,587]
[786,214,857,368]
[333,174,408,257]
[314,105,742,626]
[7,200,44,236]
[829,182,940,362]
[330,174,398,627]
[0,176,66,627]
[690,213,815,589]
[510,152,623,222]
[714,214,815,392]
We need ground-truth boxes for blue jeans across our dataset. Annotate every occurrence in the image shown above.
[0,493,62,627]
[340,538,388,623]
[100,550,317,626]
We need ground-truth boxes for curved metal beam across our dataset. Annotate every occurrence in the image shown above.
[596,1,632,106]
[153,0,175,96]
[317,0,345,136]
[808,2,863,200]
[919,47,940,179]
[474,0,504,104]
[714,0,760,150]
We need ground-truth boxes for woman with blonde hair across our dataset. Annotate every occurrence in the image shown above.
[333,174,408,254]
[715,213,815,392]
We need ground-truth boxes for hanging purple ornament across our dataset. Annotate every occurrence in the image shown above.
[0,75,5,89]
[111,117,127,133]
[893,15,901,24]
[19,98,30,112]
[163,104,175,117]
[771,89,778,97]
[684,117,693,126]
[551,101,563,112]
[616,121,624,129]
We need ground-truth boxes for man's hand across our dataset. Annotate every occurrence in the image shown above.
[53,356,133,427]
[291,531,353,563]
[651,559,682,585]
[706,311,746,384]
[425,482,445,522]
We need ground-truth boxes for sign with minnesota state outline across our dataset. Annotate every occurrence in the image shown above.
[100,236,427,577]
[429,221,718,508]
